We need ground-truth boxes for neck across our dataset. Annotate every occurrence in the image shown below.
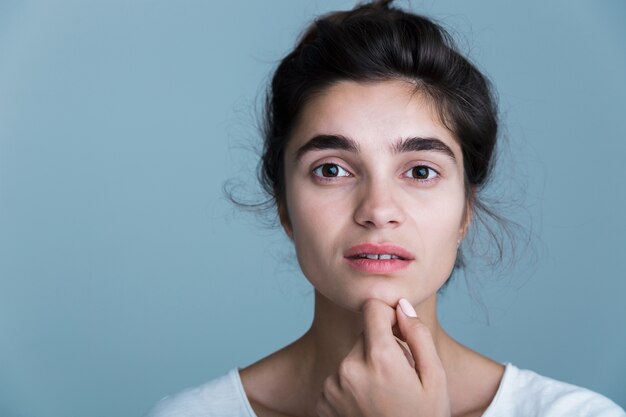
[242,290,503,417]
[298,291,445,397]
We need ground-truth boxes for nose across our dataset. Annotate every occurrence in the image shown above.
[353,178,406,229]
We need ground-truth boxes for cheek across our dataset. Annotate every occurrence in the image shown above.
[414,193,466,259]
[287,202,331,289]
[284,181,351,282]
[284,183,324,257]
[285,177,348,238]
[288,198,342,254]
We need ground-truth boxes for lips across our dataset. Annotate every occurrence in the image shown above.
[343,243,414,274]
[344,243,415,260]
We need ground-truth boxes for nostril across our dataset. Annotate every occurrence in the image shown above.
[353,189,406,228]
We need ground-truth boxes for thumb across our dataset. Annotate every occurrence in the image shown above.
[396,298,446,388]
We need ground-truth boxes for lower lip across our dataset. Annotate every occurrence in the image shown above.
[344,257,412,274]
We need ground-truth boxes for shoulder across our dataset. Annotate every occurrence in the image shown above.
[144,368,256,417]
[483,363,625,417]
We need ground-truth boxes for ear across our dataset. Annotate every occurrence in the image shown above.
[278,202,293,240]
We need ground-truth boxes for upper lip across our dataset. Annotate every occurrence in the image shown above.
[344,243,415,260]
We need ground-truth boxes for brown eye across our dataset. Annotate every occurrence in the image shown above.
[313,163,349,178]
[403,165,438,181]
[322,164,339,177]
[413,166,429,179]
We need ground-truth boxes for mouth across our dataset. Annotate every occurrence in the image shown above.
[343,243,414,274]
[344,243,414,261]
[352,253,404,260]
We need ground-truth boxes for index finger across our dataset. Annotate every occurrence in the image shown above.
[361,298,398,353]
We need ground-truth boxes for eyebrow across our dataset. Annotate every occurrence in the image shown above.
[294,134,456,162]
[393,137,456,161]
[294,134,359,161]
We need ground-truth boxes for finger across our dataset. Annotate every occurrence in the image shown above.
[396,298,446,387]
[319,373,351,417]
[392,322,402,339]
[396,338,416,368]
[362,298,398,353]
[322,373,342,404]
[316,391,339,417]
[344,332,366,363]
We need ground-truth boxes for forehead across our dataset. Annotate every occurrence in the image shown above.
[287,80,458,153]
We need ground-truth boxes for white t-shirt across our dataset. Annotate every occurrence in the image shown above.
[145,363,625,417]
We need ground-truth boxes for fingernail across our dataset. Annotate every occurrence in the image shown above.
[399,298,417,317]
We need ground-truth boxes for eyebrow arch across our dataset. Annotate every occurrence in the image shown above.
[294,134,456,163]
[394,137,456,162]
[295,134,359,161]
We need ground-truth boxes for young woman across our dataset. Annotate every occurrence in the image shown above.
[147,1,625,416]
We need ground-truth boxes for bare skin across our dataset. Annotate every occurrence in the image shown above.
[240,80,505,417]
[240,292,504,417]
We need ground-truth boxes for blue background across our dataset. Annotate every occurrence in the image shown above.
[1,1,624,416]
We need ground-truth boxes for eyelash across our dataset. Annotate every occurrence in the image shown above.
[402,165,440,183]
[312,163,351,183]
[311,163,440,184]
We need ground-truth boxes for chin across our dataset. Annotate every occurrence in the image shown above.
[309,266,442,312]
[348,281,413,312]
[359,277,444,310]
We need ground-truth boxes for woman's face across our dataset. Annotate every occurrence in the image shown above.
[282,80,469,312]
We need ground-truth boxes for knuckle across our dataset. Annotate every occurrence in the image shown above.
[362,298,379,315]
[411,321,432,338]
[337,359,356,381]
[367,345,395,365]
[322,375,335,393]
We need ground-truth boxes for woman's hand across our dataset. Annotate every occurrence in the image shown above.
[316,298,451,417]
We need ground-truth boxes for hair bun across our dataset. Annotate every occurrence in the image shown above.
[371,0,394,9]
